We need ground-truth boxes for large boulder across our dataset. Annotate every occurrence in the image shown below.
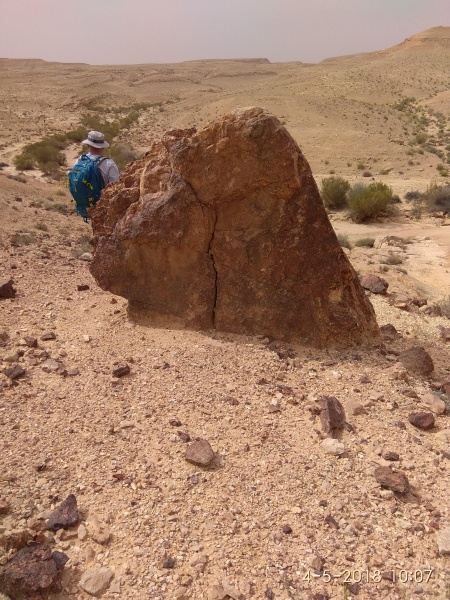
[90,107,379,347]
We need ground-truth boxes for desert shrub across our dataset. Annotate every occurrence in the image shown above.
[423,183,450,211]
[415,132,428,144]
[357,162,365,170]
[35,221,49,232]
[379,168,391,175]
[336,233,351,249]
[10,231,36,246]
[404,190,422,201]
[347,182,395,223]
[362,171,372,177]
[13,153,34,170]
[44,202,70,215]
[320,176,350,210]
[437,296,450,319]
[66,128,87,142]
[380,252,404,265]
[355,237,375,248]
[110,143,143,172]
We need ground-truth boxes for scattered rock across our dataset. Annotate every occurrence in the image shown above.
[0,331,9,346]
[379,323,400,339]
[408,412,435,430]
[40,331,56,341]
[162,556,176,569]
[360,274,389,294]
[383,451,400,461]
[398,346,434,375]
[318,396,346,436]
[46,494,79,531]
[0,544,68,599]
[185,439,215,466]
[77,284,90,291]
[112,364,130,378]
[0,280,16,299]
[80,252,93,262]
[374,466,410,493]
[86,515,111,545]
[345,399,367,416]
[78,566,114,596]
[436,528,450,555]
[420,393,446,415]
[3,365,25,380]
[321,438,346,455]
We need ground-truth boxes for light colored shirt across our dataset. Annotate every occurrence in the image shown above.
[86,153,120,186]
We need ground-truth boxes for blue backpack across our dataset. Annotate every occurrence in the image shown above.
[68,154,106,222]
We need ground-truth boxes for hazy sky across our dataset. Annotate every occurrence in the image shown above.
[1,0,448,65]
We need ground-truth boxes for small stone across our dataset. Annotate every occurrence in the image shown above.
[321,437,346,455]
[374,466,409,493]
[221,579,246,600]
[399,346,434,375]
[82,334,91,343]
[420,393,446,415]
[265,589,275,600]
[0,500,10,515]
[360,274,388,294]
[281,524,292,534]
[47,494,79,531]
[383,451,399,461]
[0,280,16,299]
[23,336,38,348]
[3,365,26,380]
[87,515,111,545]
[0,544,68,598]
[436,528,450,555]
[177,431,191,442]
[162,556,176,569]
[40,331,56,341]
[185,439,215,466]
[80,252,93,261]
[318,396,346,435]
[345,399,367,416]
[408,412,435,430]
[78,566,114,596]
[169,418,182,426]
[77,524,87,541]
[112,364,130,378]
[436,429,450,443]
[174,585,188,599]
[77,284,90,291]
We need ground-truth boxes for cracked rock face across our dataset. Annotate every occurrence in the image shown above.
[90,107,379,346]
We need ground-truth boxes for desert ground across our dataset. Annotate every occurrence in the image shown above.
[0,27,450,600]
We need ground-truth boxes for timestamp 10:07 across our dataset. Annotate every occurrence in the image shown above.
[302,568,434,584]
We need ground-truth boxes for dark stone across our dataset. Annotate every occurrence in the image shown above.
[185,439,215,466]
[379,323,399,338]
[169,418,182,426]
[360,274,389,294]
[112,364,130,378]
[318,396,345,436]
[282,524,292,534]
[4,365,26,380]
[46,494,79,531]
[0,279,16,299]
[324,514,339,529]
[40,332,56,341]
[162,557,175,569]
[408,412,435,430]
[177,431,191,442]
[0,544,68,599]
[383,451,400,461]
[23,336,38,348]
[77,284,90,291]
[374,466,410,493]
[399,346,434,375]
[265,589,275,600]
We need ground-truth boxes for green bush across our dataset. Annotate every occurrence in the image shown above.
[320,176,350,210]
[110,143,143,172]
[13,153,34,170]
[336,233,351,249]
[355,237,375,247]
[422,183,450,211]
[347,182,395,223]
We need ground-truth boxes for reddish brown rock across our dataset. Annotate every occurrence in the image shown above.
[90,107,379,347]
[185,439,215,466]
[0,544,68,599]
[408,412,435,430]
[319,396,346,436]
[0,279,16,299]
[374,466,410,493]
[46,494,79,531]
[359,274,389,294]
[399,346,434,375]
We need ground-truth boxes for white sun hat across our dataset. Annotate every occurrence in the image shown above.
[82,130,110,149]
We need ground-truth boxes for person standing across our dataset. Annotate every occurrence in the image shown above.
[80,130,120,185]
